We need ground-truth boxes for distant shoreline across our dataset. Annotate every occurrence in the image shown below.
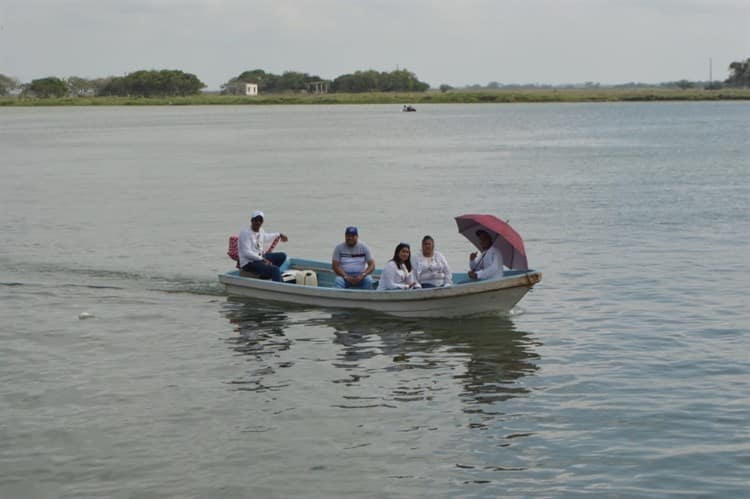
[2,88,749,106]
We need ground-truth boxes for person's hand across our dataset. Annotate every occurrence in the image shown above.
[351,274,364,285]
[469,252,477,261]
[263,259,271,266]
[280,233,288,242]
[468,270,478,279]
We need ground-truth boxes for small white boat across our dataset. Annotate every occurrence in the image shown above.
[218,258,541,318]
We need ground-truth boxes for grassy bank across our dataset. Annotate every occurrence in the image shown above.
[2,88,749,106]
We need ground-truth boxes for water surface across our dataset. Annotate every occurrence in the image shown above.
[1,103,748,497]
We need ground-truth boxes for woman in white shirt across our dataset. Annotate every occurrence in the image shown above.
[412,235,453,288]
[377,243,421,290]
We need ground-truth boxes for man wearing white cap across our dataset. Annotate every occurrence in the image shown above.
[238,210,289,281]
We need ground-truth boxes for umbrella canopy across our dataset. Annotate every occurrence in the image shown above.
[455,214,529,270]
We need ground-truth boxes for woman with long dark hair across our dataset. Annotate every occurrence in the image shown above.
[377,243,421,290]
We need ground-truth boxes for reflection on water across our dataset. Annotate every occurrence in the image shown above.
[221,299,294,392]
[322,312,542,411]
[219,299,541,410]
[223,299,291,356]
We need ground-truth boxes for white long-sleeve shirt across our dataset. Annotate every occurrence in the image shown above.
[411,251,453,287]
[238,227,280,267]
[469,246,504,280]
[377,261,421,290]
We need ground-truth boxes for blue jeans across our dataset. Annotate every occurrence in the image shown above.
[335,273,374,289]
[242,252,287,282]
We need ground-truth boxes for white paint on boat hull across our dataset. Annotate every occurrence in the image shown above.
[219,267,541,318]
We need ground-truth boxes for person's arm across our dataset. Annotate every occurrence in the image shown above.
[469,252,479,270]
[331,245,345,276]
[439,253,453,286]
[410,255,421,284]
[468,250,481,279]
[363,258,375,278]
[406,270,421,289]
[264,232,288,244]
[332,259,346,278]
[362,245,376,278]
[410,255,419,272]
[350,257,374,285]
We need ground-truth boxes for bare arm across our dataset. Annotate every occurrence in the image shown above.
[332,260,346,278]
[364,258,375,276]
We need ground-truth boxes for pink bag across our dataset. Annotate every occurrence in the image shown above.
[227,235,239,268]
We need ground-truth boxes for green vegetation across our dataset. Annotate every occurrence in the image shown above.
[98,70,204,97]
[222,69,326,94]
[221,68,428,94]
[0,74,21,95]
[726,58,750,87]
[0,70,204,98]
[330,69,429,93]
[27,77,69,98]
[2,87,749,107]
[1,58,748,105]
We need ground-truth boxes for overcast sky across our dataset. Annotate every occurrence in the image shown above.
[1,0,748,90]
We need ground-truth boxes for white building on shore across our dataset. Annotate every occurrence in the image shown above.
[244,83,258,96]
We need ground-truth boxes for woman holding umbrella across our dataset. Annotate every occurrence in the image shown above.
[468,230,504,280]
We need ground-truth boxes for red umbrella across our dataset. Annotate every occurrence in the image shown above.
[455,214,529,270]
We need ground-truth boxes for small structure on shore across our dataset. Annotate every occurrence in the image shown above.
[307,81,329,94]
[244,83,258,96]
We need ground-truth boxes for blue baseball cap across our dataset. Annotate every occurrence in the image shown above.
[345,226,358,235]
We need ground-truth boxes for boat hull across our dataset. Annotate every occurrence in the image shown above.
[219,259,541,318]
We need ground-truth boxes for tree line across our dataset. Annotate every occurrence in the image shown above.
[222,69,324,94]
[0,70,204,98]
[220,68,429,94]
[0,67,429,98]
[725,59,750,87]
[442,59,750,92]
[1,60,748,98]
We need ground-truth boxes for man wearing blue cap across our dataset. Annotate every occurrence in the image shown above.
[238,210,288,281]
[332,226,375,289]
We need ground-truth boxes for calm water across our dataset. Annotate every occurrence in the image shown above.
[1,103,748,498]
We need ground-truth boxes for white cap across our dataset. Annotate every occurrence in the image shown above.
[252,210,265,219]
